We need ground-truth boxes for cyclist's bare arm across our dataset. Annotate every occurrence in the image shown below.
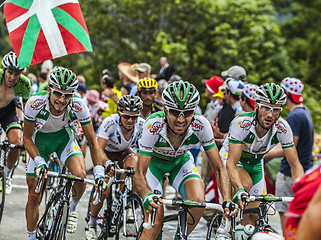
[226,142,243,191]
[96,136,109,165]
[264,136,299,162]
[23,120,41,159]
[283,146,304,181]
[206,147,231,201]
[82,123,104,166]
[133,154,158,207]
[297,184,321,240]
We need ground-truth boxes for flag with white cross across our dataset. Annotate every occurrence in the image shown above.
[4,0,93,68]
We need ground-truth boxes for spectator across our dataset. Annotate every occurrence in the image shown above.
[38,71,49,92]
[77,75,86,84]
[213,78,245,147]
[27,73,39,96]
[156,79,168,103]
[100,73,121,117]
[136,63,151,79]
[77,83,87,101]
[117,62,139,95]
[40,59,53,76]
[221,65,246,81]
[120,83,131,96]
[240,83,259,112]
[203,75,225,123]
[81,90,109,157]
[156,56,174,81]
[168,74,182,84]
[265,77,314,232]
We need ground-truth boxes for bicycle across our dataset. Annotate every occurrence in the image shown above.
[36,170,95,240]
[85,162,144,239]
[0,139,24,223]
[144,198,230,240]
[206,195,293,240]
[39,153,62,207]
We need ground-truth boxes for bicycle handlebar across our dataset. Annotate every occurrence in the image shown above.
[248,195,294,202]
[143,199,230,234]
[0,141,25,150]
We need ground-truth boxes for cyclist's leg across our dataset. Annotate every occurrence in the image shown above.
[2,105,22,173]
[170,153,204,235]
[66,155,86,200]
[241,160,266,226]
[139,166,165,240]
[25,155,43,236]
[58,129,86,204]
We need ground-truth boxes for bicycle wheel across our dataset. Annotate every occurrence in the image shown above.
[206,211,223,240]
[49,202,69,240]
[116,192,144,240]
[37,191,58,239]
[0,168,5,223]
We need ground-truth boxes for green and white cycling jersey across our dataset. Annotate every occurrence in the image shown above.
[24,92,91,176]
[96,114,145,152]
[220,111,294,195]
[139,111,216,197]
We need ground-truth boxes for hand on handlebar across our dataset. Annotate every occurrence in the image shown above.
[143,192,161,213]
[232,188,250,210]
[222,200,238,218]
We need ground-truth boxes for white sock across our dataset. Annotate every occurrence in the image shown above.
[69,199,79,211]
[88,216,97,228]
[5,167,12,178]
[27,230,36,240]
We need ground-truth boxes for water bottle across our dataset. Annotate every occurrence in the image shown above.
[242,224,255,239]
[235,225,244,240]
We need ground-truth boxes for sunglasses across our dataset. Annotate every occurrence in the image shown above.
[165,107,195,118]
[119,112,139,120]
[257,103,282,115]
[50,88,74,99]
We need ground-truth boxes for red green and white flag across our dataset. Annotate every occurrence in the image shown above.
[4,0,93,68]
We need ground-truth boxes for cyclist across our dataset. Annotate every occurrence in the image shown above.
[222,83,304,225]
[134,80,236,239]
[85,95,144,239]
[23,66,105,240]
[137,77,163,119]
[0,51,31,194]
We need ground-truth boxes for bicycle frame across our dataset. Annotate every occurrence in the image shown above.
[37,171,95,239]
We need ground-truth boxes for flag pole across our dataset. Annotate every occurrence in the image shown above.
[0,0,6,9]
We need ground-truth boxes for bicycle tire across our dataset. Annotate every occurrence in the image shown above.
[37,190,59,239]
[206,210,223,240]
[49,202,69,240]
[0,168,5,223]
[116,192,144,240]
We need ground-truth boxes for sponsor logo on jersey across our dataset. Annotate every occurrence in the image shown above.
[239,119,252,130]
[149,122,165,135]
[30,99,46,110]
[275,121,287,134]
[160,150,188,156]
[72,101,83,112]
[191,120,204,131]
